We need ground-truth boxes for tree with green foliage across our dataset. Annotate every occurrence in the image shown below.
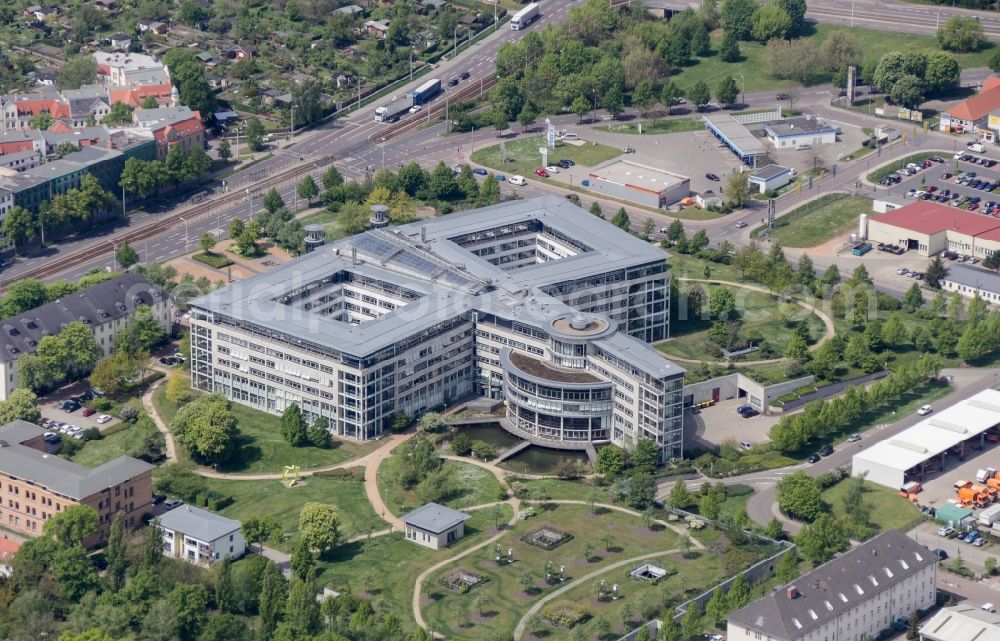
[667,478,692,509]
[281,402,308,446]
[59,54,98,90]
[752,3,792,42]
[297,175,319,205]
[661,80,684,115]
[906,610,919,641]
[720,30,741,62]
[924,51,961,95]
[796,514,850,564]
[698,491,721,520]
[3,205,34,252]
[589,201,604,218]
[44,504,100,546]
[115,241,139,270]
[241,516,282,551]
[102,102,133,125]
[628,470,656,510]
[937,14,986,52]
[298,502,340,554]
[120,158,164,198]
[632,80,655,116]
[105,511,127,592]
[323,165,344,191]
[722,0,758,40]
[611,207,630,231]
[705,587,729,626]
[164,49,216,118]
[926,254,948,288]
[631,437,660,471]
[716,75,740,107]
[308,416,332,449]
[595,444,626,475]
[290,537,315,581]
[776,472,824,521]
[572,96,590,123]
[171,393,240,463]
[477,172,502,206]
[0,387,40,425]
[724,169,750,206]
[258,564,284,641]
[217,138,231,162]
[902,282,924,311]
[775,549,799,582]
[687,81,712,110]
[245,117,265,152]
[890,75,925,109]
[263,188,284,214]
[681,602,703,640]
[784,334,810,362]
[215,556,236,614]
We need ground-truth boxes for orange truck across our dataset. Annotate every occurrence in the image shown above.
[899,481,922,501]
[958,486,991,508]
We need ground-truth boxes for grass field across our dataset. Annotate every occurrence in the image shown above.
[758,195,873,248]
[71,420,159,467]
[656,285,826,361]
[421,504,679,640]
[515,478,600,502]
[378,455,504,516]
[470,136,621,178]
[298,209,338,226]
[152,386,379,473]
[671,24,995,95]
[317,504,513,630]
[821,479,922,533]
[201,474,386,552]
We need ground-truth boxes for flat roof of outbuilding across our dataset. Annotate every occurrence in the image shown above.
[853,389,1000,475]
[588,159,689,194]
[702,113,767,156]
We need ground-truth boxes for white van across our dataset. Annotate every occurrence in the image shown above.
[968,142,985,153]
[509,175,526,186]
[560,132,579,141]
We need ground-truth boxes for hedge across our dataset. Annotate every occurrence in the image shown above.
[192,252,234,269]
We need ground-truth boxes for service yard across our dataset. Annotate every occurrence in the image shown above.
[909,438,1000,510]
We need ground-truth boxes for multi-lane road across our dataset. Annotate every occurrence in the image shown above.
[808,0,1000,39]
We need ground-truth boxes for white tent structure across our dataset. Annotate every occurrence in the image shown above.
[852,389,1000,489]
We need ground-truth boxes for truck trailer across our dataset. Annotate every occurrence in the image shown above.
[511,3,540,30]
[411,78,441,105]
[374,95,415,123]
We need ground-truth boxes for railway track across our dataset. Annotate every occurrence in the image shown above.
[1,159,329,287]
[807,7,1000,39]
[369,75,500,144]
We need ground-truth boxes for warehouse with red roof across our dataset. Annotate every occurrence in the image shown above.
[867,200,1000,257]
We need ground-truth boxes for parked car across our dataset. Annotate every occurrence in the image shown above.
[938,526,955,537]
[459,71,470,80]
[97,415,112,424]
[472,167,488,176]
[735,221,748,228]
[509,175,526,186]
[741,409,759,419]
[965,531,981,544]
[63,402,80,413]
[736,405,753,415]
[705,172,720,181]
[931,548,948,560]
[918,404,933,416]
[545,165,560,174]
[408,105,422,114]
[82,407,96,417]
[534,168,549,178]
[495,174,505,181]
[447,78,459,87]
[848,433,862,442]
[807,453,821,463]
[975,537,987,547]
[739,441,753,451]
[819,444,834,456]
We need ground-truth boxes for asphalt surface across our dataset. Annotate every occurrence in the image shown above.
[807,0,1000,40]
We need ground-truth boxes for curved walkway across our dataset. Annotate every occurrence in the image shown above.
[141,371,177,462]
[412,498,701,637]
[657,278,837,366]
[511,547,681,641]
[364,433,414,530]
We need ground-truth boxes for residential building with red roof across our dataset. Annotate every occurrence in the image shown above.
[867,200,1000,257]
[941,76,1000,134]
[133,106,204,160]
[0,536,19,577]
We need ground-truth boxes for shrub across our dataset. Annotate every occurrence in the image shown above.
[541,603,590,628]
[313,467,365,481]
[470,440,496,460]
[192,252,234,269]
[82,427,102,441]
[553,460,582,479]
[815,468,845,489]
[118,406,139,422]
[725,483,754,497]
[89,397,114,411]
[451,432,472,456]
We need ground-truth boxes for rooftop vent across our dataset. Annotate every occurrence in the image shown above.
[569,313,589,330]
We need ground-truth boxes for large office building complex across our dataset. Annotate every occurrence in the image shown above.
[189,197,685,459]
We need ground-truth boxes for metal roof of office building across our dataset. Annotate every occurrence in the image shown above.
[190,196,684,380]
[942,263,1000,296]
[0,421,152,500]
[729,530,936,641]
[158,505,242,543]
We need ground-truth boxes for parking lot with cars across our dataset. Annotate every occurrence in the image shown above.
[888,153,1000,221]
[37,383,119,446]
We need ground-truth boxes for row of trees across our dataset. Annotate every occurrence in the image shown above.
[0,271,117,319]
[120,146,214,199]
[279,403,332,449]
[769,355,943,454]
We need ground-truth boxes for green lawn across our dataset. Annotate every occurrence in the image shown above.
[516,478,599,502]
[656,285,826,361]
[421,504,679,640]
[758,195,873,248]
[199,474,386,553]
[298,209,339,226]
[317,503,513,630]
[378,455,504,516]
[671,24,995,95]
[821,480,922,533]
[470,136,621,178]
[71,420,159,468]
[152,386,380,474]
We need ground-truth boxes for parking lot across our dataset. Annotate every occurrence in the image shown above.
[37,380,119,443]
[889,152,1000,223]
[683,397,781,449]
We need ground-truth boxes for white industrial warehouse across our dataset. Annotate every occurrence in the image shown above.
[852,389,1000,490]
